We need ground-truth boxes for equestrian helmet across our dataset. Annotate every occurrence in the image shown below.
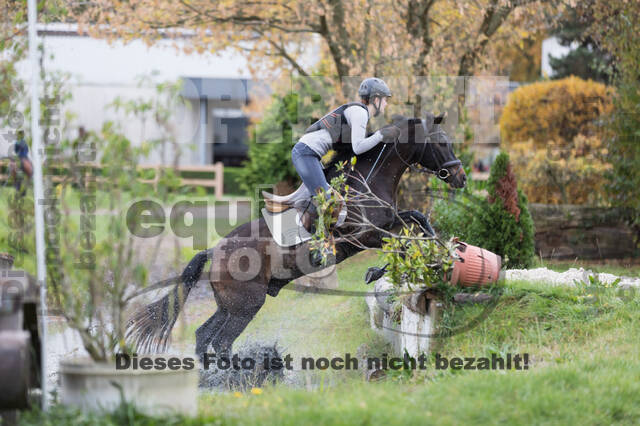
[358,78,392,99]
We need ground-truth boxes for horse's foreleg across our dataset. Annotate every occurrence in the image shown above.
[396,210,435,236]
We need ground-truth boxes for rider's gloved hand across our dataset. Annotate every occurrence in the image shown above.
[379,125,400,143]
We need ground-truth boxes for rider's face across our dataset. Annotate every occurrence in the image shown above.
[371,97,388,117]
[377,97,388,113]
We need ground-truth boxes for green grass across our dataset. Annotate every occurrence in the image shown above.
[5,186,639,424]
[22,252,640,425]
[191,274,640,425]
[0,186,251,275]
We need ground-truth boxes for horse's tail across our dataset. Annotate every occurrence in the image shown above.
[126,249,213,353]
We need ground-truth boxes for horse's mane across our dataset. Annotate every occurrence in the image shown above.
[323,115,424,177]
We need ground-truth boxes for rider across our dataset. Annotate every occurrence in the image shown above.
[291,77,400,200]
[291,78,400,266]
[11,130,33,194]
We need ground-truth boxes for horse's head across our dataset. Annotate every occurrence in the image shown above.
[419,112,466,188]
[389,113,466,188]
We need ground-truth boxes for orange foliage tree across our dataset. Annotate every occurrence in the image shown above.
[69,0,560,99]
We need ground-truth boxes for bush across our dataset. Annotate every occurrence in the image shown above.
[239,79,329,197]
[499,77,614,205]
[508,135,611,205]
[591,2,640,237]
[471,152,535,268]
[500,76,613,149]
[223,167,245,195]
[432,152,535,268]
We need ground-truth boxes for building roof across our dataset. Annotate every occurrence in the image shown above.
[182,77,247,102]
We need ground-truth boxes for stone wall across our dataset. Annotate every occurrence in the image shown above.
[529,204,638,260]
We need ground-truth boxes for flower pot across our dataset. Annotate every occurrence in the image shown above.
[59,357,198,416]
[0,253,14,270]
[449,242,502,287]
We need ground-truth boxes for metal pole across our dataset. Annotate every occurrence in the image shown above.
[27,0,48,410]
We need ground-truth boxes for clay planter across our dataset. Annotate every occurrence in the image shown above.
[0,253,14,270]
[449,242,502,287]
[59,357,198,416]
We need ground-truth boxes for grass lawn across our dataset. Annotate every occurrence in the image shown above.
[4,186,639,425]
[19,251,640,425]
[0,186,252,275]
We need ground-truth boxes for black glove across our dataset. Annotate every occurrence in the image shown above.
[379,125,400,143]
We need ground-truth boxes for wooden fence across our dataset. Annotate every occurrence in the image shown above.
[137,163,224,198]
[0,160,225,198]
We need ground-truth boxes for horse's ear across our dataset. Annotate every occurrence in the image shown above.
[434,112,446,124]
[424,111,435,126]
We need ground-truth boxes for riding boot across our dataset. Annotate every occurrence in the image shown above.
[294,199,318,234]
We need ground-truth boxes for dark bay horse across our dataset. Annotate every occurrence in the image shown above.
[127,113,466,357]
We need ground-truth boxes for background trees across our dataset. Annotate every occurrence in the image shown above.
[588,0,640,238]
[70,0,557,99]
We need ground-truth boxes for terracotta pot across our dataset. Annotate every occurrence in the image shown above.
[449,241,502,287]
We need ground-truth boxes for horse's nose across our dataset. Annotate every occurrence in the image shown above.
[461,173,467,187]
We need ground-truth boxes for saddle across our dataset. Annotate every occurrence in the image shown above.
[261,150,352,247]
[263,186,347,225]
[261,185,347,247]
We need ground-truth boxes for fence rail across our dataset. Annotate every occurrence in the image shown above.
[0,160,225,198]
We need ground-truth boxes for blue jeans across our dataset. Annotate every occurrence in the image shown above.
[292,142,330,196]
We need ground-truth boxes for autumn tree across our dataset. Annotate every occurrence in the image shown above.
[587,0,640,238]
[1,0,28,120]
[70,0,558,102]
[1,0,67,122]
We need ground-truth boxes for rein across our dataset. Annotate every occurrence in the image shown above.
[364,143,392,183]
[363,119,461,184]
[393,127,461,181]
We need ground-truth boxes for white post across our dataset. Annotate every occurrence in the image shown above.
[199,96,208,165]
[27,0,48,410]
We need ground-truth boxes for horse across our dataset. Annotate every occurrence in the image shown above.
[126,112,467,358]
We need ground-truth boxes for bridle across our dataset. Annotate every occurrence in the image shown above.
[364,119,461,184]
[392,125,461,181]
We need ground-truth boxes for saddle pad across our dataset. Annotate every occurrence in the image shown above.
[261,207,312,247]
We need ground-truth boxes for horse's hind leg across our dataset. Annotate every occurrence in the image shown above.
[210,280,267,355]
[195,308,230,357]
[210,308,259,355]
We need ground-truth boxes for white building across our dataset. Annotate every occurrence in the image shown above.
[541,36,579,78]
[8,23,278,166]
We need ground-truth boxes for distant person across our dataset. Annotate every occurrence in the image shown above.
[11,130,32,194]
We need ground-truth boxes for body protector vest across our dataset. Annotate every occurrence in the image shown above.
[304,102,369,153]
